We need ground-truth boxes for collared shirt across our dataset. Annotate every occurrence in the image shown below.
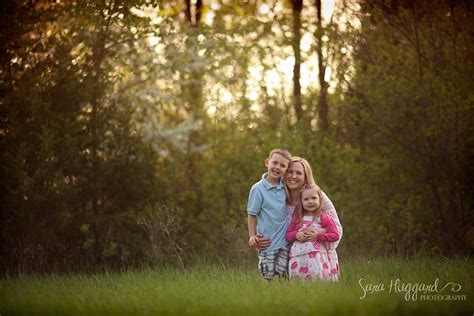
[247,172,289,253]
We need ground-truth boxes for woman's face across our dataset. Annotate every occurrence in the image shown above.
[285,162,306,191]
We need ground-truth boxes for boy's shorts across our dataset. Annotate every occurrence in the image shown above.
[257,245,289,280]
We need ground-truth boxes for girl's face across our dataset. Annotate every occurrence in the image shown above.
[302,189,320,213]
[285,162,306,190]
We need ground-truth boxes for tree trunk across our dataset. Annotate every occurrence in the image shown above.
[182,0,205,221]
[185,0,203,27]
[315,0,329,130]
[292,0,303,122]
[87,0,116,265]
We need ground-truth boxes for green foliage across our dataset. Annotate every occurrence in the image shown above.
[137,201,188,269]
[1,0,472,273]
[0,1,162,272]
[336,0,474,256]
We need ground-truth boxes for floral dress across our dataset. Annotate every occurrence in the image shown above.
[286,213,340,281]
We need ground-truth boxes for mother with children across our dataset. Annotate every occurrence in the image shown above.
[247,148,342,281]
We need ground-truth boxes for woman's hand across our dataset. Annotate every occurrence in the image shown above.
[304,227,326,241]
[248,234,272,250]
[296,231,307,242]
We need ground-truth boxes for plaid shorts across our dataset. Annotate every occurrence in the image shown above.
[257,245,289,280]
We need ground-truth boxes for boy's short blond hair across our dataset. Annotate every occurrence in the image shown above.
[267,148,292,161]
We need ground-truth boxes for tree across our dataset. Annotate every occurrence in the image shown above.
[339,0,474,255]
[314,0,329,130]
[291,0,303,122]
[0,0,163,271]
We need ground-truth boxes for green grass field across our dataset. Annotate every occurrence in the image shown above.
[1,257,472,315]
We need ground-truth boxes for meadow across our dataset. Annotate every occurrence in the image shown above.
[1,257,472,315]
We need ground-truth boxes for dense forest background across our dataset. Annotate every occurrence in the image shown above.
[1,0,473,273]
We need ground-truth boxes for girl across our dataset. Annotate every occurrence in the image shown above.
[285,184,340,281]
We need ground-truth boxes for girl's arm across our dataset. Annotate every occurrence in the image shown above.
[320,192,343,250]
[316,214,340,242]
[285,218,299,242]
[321,192,343,238]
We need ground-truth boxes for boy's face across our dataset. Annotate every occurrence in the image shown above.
[265,153,290,181]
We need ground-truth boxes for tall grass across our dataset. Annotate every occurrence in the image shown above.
[1,257,472,315]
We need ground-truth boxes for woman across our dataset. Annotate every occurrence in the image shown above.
[284,157,342,278]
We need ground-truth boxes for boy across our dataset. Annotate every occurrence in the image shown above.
[247,148,292,280]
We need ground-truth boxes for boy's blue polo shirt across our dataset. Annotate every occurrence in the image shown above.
[247,173,289,253]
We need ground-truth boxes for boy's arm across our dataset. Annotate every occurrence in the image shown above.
[248,214,271,249]
[316,214,340,242]
[247,185,261,247]
[248,214,258,246]
[247,186,271,249]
